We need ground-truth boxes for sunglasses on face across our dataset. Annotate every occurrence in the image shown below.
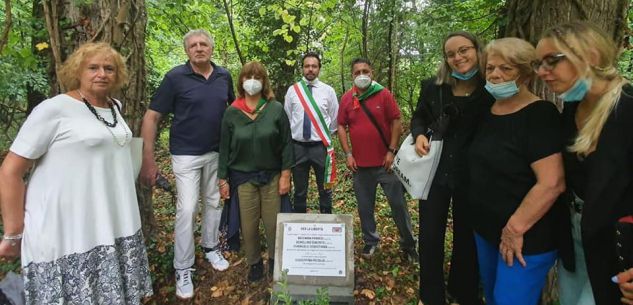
[532,53,567,73]
[445,46,475,59]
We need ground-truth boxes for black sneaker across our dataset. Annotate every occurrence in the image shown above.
[362,244,377,258]
[248,260,264,282]
[268,259,274,277]
[403,248,418,263]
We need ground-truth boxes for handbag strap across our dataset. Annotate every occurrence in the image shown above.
[423,85,443,136]
[359,100,391,150]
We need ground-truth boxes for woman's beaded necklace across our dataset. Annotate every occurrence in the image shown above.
[78,90,130,147]
[78,90,118,127]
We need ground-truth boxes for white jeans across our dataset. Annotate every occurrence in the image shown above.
[172,152,222,269]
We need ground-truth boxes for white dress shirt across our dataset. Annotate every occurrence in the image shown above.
[284,78,339,142]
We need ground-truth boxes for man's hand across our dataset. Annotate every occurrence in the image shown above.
[346,154,358,172]
[415,134,430,156]
[383,151,395,171]
[140,157,158,187]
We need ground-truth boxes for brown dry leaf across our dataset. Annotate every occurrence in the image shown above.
[240,296,251,305]
[361,288,376,300]
[406,287,415,296]
[255,300,265,305]
[232,258,245,267]
[210,286,218,292]
[211,289,223,298]
[385,277,395,291]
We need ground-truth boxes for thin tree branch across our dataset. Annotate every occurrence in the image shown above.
[0,0,12,54]
[223,0,244,65]
[42,0,65,92]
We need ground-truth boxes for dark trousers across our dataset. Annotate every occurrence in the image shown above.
[291,142,332,213]
[353,167,416,250]
[419,183,482,305]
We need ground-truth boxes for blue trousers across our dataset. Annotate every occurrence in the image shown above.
[474,233,556,305]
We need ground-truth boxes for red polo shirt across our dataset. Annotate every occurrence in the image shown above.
[337,88,401,167]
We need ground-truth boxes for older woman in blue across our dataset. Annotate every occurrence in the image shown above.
[468,37,566,305]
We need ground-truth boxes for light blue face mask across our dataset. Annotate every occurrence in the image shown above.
[559,77,593,103]
[485,80,519,100]
[451,68,479,80]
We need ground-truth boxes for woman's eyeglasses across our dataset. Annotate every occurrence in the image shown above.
[445,46,475,59]
[532,53,567,72]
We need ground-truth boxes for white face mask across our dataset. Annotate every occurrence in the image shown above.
[354,74,372,89]
[243,78,263,96]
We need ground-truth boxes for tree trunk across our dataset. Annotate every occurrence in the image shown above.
[503,0,629,46]
[41,0,156,238]
[361,0,371,59]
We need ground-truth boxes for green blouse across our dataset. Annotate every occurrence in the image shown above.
[218,100,294,179]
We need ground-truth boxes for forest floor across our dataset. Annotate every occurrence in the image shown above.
[141,148,426,305]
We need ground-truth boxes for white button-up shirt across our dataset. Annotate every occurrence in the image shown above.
[284,78,339,142]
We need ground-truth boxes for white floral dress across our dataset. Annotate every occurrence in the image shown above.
[10,94,153,304]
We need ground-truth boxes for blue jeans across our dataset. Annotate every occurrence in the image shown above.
[558,210,595,305]
[474,233,556,305]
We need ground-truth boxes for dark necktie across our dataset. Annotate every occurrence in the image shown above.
[303,84,314,140]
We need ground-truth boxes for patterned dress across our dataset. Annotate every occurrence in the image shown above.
[10,94,153,304]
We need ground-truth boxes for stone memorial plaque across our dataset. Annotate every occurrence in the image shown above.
[282,222,346,277]
[272,213,354,305]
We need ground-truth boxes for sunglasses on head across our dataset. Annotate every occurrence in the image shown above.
[532,53,567,73]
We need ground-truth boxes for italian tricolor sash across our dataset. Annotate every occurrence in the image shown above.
[292,79,337,189]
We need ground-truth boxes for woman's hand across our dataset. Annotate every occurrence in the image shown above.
[219,179,230,200]
[279,170,291,195]
[415,134,430,156]
[0,238,21,259]
[616,268,633,304]
[500,222,526,267]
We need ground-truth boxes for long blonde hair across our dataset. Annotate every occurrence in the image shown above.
[542,22,626,156]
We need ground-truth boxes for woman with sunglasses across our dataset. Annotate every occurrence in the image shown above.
[536,21,633,305]
[411,31,493,305]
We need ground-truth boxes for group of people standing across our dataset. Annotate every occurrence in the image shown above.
[0,28,416,303]
[415,22,633,305]
[0,20,632,305]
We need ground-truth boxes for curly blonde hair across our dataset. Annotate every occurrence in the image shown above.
[58,42,128,92]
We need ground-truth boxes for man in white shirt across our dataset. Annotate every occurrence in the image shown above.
[284,52,339,213]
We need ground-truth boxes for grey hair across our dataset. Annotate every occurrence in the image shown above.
[183,29,214,49]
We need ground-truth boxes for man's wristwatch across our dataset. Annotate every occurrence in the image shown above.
[388,147,398,155]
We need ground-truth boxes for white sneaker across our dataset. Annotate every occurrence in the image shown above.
[175,268,195,299]
[205,248,229,271]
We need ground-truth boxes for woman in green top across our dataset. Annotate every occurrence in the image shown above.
[218,61,293,282]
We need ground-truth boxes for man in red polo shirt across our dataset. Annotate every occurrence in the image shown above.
[337,58,416,261]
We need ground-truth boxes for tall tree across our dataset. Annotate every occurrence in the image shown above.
[41,0,156,237]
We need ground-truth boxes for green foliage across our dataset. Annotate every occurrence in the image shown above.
[272,269,331,305]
